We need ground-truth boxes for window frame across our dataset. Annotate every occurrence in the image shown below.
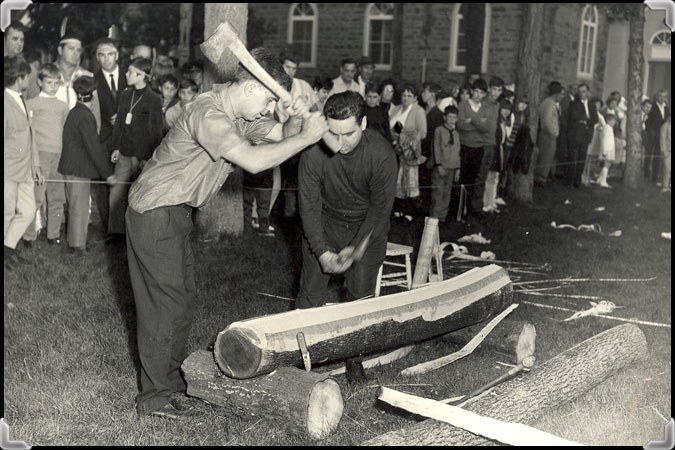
[576,5,599,80]
[448,3,491,74]
[363,3,395,71]
[287,3,319,69]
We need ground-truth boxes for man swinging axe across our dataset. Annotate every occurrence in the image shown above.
[125,23,329,420]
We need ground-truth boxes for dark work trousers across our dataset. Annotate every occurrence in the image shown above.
[644,131,661,181]
[566,138,590,186]
[91,137,113,232]
[295,215,387,309]
[125,204,195,415]
[459,145,485,213]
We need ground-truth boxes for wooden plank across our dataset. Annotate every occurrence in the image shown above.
[362,324,648,445]
[215,264,513,379]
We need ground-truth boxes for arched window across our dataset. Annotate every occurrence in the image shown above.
[448,3,491,74]
[576,5,598,79]
[650,30,672,60]
[363,3,394,70]
[287,3,318,68]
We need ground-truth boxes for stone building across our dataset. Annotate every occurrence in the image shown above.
[248,3,670,102]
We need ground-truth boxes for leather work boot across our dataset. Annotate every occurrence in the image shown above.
[147,400,201,420]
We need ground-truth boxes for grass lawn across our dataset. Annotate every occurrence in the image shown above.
[3,179,671,446]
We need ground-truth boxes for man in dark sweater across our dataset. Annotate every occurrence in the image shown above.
[296,91,397,309]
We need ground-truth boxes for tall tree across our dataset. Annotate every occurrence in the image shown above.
[194,3,248,239]
[508,3,545,205]
[605,5,645,189]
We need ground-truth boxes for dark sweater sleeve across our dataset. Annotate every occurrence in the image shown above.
[350,140,397,248]
[145,94,164,160]
[298,147,329,257]
[111,90,128,151]
[80,113,112,179]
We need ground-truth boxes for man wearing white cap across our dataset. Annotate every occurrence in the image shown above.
[54,32,101,132]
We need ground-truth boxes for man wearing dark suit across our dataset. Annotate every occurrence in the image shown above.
[555,84,576,179]
[566,83,598,187]
[645,90,670,182]
[93,37,125,233]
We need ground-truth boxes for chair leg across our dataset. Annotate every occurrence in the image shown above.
[375,264,383,297]
[405,255,412,290]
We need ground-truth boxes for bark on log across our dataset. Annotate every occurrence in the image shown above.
[439,319,532,363]
[361,324,647,445]
[182,350,343,440]
[215,264,514,379]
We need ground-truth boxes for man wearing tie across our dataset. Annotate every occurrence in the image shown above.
[93,37,125,233]
[566,83,598,187]
[4,56,45,269]
[645,90,670,183]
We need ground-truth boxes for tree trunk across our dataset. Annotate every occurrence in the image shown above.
[215,265,514,379]
[439,319,533,364]
[361,324,647,445]
[623,6,645,189]
[182,350,343,440]
[509,3,545,205]
[194,3,247,239]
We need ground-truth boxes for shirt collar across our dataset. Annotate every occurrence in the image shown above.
[39,92,58,99]
[218,82,237,120]
[5,87,23,102]
[102,66,119,78]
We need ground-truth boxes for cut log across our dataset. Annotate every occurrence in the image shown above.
[215,264,514,379]
[361,324,647,445]
[182,350,343,440]
[439,319,534,363]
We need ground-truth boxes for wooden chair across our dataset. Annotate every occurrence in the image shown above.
[374,242,414,297]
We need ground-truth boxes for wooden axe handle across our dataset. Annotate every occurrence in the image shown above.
[201,22,309,119]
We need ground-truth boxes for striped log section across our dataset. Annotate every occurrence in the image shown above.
[214,264,514,379]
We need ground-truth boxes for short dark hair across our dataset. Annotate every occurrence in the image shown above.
[341,58,357,67]
[591,97,603,108]
[401,83,419,98]
[5,21,25,36]
[444,105,458,116]
[423,82,442,99]
[4,56,31,87]
[72,76,96,97]
[130,57,153,79]
[37,63,60,81]
[489,76,504,88]
[547,81,563,96]
[641,99,653,107]
[324,91,365,123]
[234,47,292,92]
[577,83,590,91]
[365,81,380,96]
[96,37,119,52]
[159,74,178,88]
[25,50,42,65]
[605,95,619,106]
[471,79,488,92]
[182,60,204,73]
[280,52,300,65]
[179,77,198,93]
[313,77,333,92]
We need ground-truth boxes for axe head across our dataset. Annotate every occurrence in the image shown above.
[200,21,242,69]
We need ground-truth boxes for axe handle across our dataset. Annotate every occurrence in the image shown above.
[227,38,310,119]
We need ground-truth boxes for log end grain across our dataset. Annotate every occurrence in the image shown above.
[307,378,344,440]
[214,327,263,379]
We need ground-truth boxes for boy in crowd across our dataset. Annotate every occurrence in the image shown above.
[165,78,199,130]
[364,82,392,143]
[4,56,43,269]
[108,58,163,240]
[58,77,117,254]
[23,63,70,247]
[429,105,461,222]
[158,74,179,130]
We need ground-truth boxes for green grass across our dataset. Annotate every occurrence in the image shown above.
[3,180,671,446]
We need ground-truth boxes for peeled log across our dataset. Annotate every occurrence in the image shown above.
[182,350,343,440]
[362,324,648,445]
[439,319,532,363]
[215,264,514,379]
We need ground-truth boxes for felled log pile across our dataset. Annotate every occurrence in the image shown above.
[362,324,648,445]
